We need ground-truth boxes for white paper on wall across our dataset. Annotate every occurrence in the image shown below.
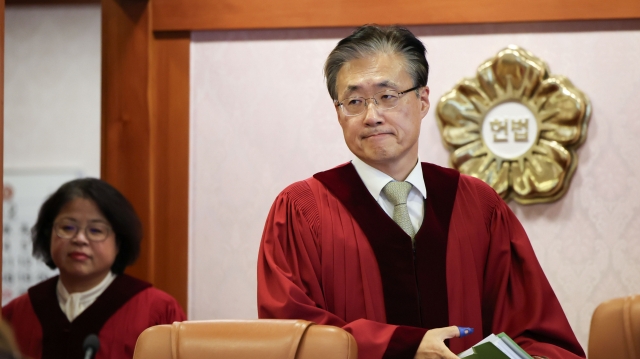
[2,169,82,305]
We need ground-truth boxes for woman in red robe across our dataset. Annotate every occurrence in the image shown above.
[2,178,185,359]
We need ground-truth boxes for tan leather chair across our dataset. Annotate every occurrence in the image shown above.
[133,319,358,359]
[588,294,640,359]
[0,320,21,359]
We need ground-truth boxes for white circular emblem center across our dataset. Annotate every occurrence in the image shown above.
[481,101,538,160]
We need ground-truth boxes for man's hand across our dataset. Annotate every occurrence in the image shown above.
[414,326,460,359]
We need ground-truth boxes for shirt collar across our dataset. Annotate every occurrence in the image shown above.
[57,271,117,305]
[351,157,427,200]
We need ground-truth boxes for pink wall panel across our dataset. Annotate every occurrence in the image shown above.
[189,20,640,348]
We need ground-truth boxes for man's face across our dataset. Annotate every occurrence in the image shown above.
[335,52,430,177]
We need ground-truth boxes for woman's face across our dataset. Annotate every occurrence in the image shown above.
[50,197,118,292]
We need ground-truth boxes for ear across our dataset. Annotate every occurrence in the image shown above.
[419,86,430,117]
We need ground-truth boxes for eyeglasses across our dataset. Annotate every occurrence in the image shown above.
[53,219,112,242]
[335,85,421,117]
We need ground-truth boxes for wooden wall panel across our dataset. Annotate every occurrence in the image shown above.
[148,31,190,310]
[102,0,189,311]
[102,0,153,282]
[152,0,640,31]
[6,0,98,5]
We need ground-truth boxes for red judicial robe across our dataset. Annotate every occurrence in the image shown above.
[2,274,186,359]
[257,162,585,359]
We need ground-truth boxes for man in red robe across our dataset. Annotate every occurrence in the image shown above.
[257,25,585,359]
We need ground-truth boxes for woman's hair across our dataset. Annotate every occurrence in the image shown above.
[32,178,142,274]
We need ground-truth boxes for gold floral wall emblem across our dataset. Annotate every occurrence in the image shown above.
[436,45,590,204]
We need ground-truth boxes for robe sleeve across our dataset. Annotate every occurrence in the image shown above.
[145,288,187,325]
[97,287,187,359]
[2,294,44,359]
[482,188,586,359]
[257,182,426,359]
[2,299,15,321]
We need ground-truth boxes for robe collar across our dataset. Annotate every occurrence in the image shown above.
[56,272,117,322]
[314,162,459,330]
[351,156,427,200]
[29,274,151,359]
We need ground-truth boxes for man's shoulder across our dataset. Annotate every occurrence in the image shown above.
[455,172,506,221]
[418,161,503,209]
[271,179,321,220]
[279,179,315,199]
[420,161,458,176]
[457,172,498,193]
[460,172,499,192]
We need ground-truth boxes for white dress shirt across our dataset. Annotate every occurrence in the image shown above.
[57,272,117,322]
[351,157,427,233]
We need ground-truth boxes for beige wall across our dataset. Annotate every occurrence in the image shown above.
[189,20,640,348]
[4,4,101,176]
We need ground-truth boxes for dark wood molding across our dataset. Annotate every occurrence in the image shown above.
[102,0,152,284]
[151,0,640,31]
[1,0,5,293]
[102,0,189,312]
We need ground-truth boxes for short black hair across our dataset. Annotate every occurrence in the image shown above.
[324,24,429,101]
[32,178,142,274]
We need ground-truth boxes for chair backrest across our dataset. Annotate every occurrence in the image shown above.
[133,319,358,359]
[589,294,640,359]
